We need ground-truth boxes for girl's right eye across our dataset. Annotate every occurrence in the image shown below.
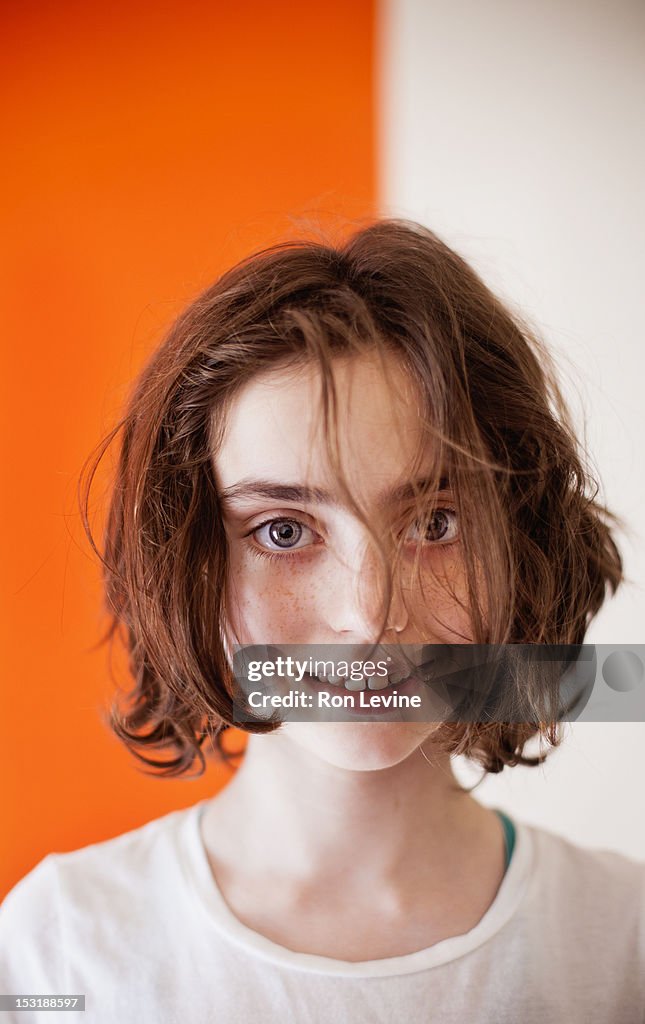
[248,517,319,562]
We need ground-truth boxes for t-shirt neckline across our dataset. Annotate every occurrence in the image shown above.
[180,797,534,978]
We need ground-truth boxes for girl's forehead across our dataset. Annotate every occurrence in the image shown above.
[213,352,432,497]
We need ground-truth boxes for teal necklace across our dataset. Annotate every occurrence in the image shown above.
[495,809,516,871]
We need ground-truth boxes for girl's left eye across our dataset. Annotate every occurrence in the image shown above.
[406,508,458,545]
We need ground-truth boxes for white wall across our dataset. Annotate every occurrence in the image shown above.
[378,0,645,858]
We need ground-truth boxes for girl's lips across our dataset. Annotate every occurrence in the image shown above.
[301,671,426,717]
[305,671,415,691]
[314,662,430,692]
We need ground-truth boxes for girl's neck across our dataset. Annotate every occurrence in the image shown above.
[201,732,505,908]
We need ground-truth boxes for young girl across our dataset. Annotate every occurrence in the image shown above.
[1,220,643,1022]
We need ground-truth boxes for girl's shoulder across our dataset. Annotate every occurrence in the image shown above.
[0,801,199,961]
[0,802,208,1018]
[517,818,645,936]
[523,817,645,884]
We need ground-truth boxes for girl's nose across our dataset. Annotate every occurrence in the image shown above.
[324,541,409,641]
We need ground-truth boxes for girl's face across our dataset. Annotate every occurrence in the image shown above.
[213,349,474,771]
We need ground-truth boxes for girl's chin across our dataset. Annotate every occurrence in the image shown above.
[278,721,439,772]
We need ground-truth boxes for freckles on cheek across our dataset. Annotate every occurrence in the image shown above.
[226,556,316,641]
[411,551,473,639]
[429,549,468,594]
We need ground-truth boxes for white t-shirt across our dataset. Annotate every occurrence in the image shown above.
[1,799,644,1023]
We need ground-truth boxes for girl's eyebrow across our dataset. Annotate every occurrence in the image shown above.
[219,475,450,510]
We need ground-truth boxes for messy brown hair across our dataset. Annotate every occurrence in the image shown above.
[80,219,623,777]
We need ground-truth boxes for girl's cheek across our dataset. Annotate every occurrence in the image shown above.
[410,553,473,640]
[225,553,319,641]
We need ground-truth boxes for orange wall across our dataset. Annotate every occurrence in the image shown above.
[1,0,376,897]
